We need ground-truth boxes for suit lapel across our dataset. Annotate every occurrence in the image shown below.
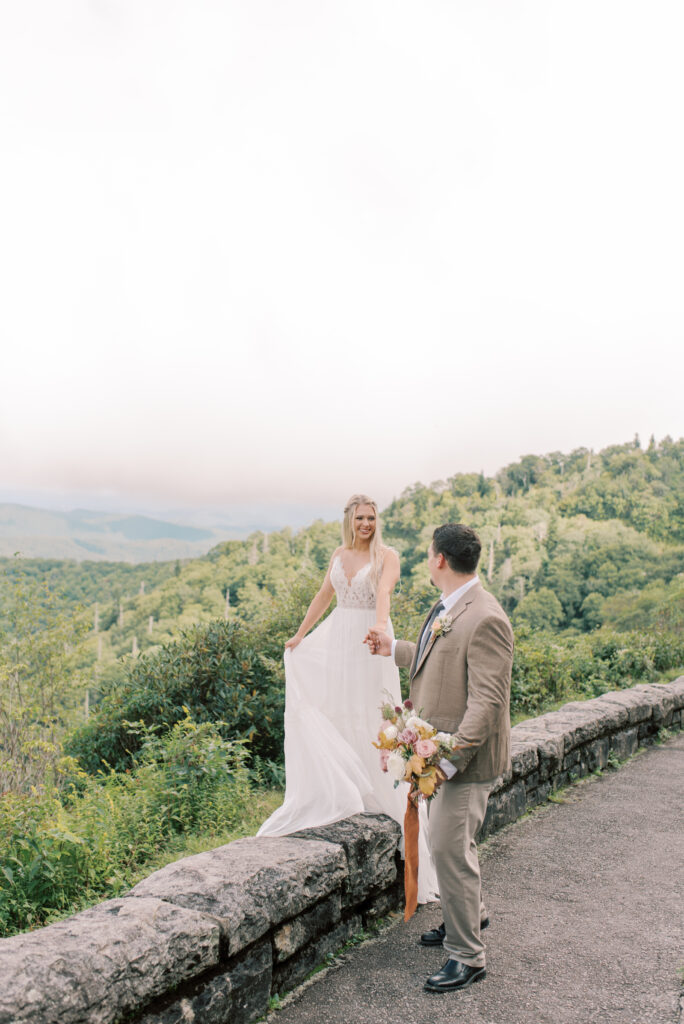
[411,599,443,678]
[411,584,481,678]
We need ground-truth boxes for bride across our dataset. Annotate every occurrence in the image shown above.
[257,493,438,903]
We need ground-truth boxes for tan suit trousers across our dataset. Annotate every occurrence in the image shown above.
[429,777,494,967]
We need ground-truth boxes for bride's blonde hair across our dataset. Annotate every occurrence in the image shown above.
[342,493,384,587]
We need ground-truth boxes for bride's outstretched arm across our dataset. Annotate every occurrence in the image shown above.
[372,547,400,632]
[284,550,339,650]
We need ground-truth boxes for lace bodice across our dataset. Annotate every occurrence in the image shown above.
[330,555,377,610]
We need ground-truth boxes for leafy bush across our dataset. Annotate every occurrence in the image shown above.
[66,569,321,776]
[66,618,287,774]
[0,718,253,936]
[511,628,684,717]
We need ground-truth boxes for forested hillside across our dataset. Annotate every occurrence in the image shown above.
[5,435,681,674]
[2,436,683,937]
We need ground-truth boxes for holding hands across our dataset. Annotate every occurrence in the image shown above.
[364,627,392,657]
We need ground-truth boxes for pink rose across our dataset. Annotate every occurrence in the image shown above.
[379,749,390,772]
[415,739,437,758]
[398,728,419,745]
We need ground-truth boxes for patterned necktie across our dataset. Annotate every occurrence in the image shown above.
[416,601,445,664]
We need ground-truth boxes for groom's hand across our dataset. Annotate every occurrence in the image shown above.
[363,628,392,657]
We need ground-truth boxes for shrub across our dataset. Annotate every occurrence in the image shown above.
[0,718,253,936]
[66,619,286,774]
[511,628,684,717]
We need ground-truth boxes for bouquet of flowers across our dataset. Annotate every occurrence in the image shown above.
[374,696,461,800]
[374,694,470,920]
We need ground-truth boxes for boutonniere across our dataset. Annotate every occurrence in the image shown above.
[430,614,453,639]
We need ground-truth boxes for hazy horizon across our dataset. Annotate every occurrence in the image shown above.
[1,430,678,537]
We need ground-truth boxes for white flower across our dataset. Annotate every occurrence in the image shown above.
[405,715,430,733]
[382,724,398,741]
[434,731,453,745]
[387,751,407,781]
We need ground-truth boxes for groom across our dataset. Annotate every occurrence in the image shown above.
[366,523,513,993]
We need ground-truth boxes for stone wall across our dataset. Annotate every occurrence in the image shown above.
[482,677,684,837]
[1,676,682,1024]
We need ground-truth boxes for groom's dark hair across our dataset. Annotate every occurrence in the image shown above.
[432,523,481,574]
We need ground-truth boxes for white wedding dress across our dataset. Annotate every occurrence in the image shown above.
[257,555,438,904]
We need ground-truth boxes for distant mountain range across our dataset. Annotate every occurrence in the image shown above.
[0,504,228,562]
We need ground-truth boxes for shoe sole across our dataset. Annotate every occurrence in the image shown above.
[424,968,486,993]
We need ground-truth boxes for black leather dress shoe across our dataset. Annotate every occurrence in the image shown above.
[419,917,489,946]
[424,959,486,992]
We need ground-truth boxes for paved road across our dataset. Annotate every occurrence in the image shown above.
[268,733,684,1024]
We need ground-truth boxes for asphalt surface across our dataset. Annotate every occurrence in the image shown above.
[267,732,684,1024]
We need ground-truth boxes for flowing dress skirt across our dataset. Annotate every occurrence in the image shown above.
[257,606,438,903]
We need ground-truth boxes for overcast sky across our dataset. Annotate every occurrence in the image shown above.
[1,1,682,524]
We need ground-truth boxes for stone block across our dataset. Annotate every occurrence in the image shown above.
[481,780,527,838]
[525,781,553,807]
[633,683,677,726]
[360,876,404,923]
[490,767,512,792]
[136,967,233,1024]
[272,917,361,996]
[597,689,654,724]
[514,709,571,745]
[514,728,564,779]
[666,675,684,705]
[579,736,610,773]
[0,898,219,1024]
[509,739,539,780]
[638,719,659,742]
[550,770,572,790]
[291,814,400,907]
[139,938,272,1024]
[130,837,346,957]
[273,893,342,962]
[562,748,581,769]
[558,696,630,740]
[610,727,639,760]
[224,939,272,1024]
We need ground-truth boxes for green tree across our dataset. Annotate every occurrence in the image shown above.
[512,588,564,631]
[0,563,88,792]
[579,592,605,631]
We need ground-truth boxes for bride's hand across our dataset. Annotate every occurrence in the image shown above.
[285,633,304,651]
[364,628,391,657]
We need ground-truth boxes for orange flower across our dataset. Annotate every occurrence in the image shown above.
[418,773,438,797]
[405,753,425,778]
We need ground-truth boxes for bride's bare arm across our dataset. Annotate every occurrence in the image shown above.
[284,549,339,650]
[372,547,400,632]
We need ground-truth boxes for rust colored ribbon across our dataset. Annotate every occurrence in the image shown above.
[403,792,420,921]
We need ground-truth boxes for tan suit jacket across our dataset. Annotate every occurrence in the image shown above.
[394,582,513,783]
